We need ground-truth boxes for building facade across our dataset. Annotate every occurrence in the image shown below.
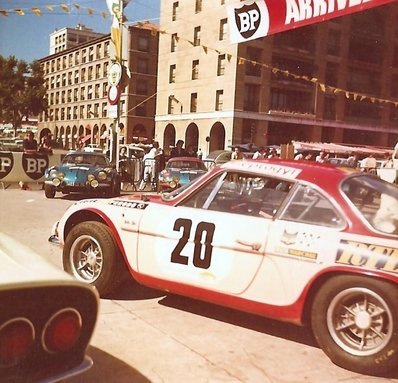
[49,24,105,55]
[155,0,398,156]
[38,23,159,150]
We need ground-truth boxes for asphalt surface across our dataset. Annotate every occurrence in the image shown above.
[1,185,397,383]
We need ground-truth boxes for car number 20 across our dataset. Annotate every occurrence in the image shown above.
[171,218,215,269]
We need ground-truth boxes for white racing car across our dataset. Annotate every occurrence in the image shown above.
[50,158,398,376]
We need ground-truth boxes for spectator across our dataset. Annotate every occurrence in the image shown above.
[360,154,377,172]
[186,145,196,157]
[23,131,38,153]
[268,148,278,158]
[231,146,243,160]
[139,147,159,191]
[315,151,327,163]
[38,133,53,155]
[347,152,359,168]
[170,140,187,158]
[197,148,203,160]
[253,147,267,159]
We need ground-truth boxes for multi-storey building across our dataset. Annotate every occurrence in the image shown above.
[49,24,105,55]
[155,1,398,156]
[38,22,159,150]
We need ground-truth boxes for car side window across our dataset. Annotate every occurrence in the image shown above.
[280,185,343,227]
[207,173,293,218]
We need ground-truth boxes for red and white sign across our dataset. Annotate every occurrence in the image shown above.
[228,0,395,43]
[107,85,120,105]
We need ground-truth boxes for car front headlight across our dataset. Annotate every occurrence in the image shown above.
[87,174,95,182]
[97,171,107,181]
[49,169,64,179]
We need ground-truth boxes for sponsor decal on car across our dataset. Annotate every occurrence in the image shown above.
[275,229,319,260]
[108,200,148,209]
[336,240,398,273]
[224,161,301,179]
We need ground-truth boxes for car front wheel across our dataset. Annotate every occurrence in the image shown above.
[311,275,398,376]
[63,221,125,296]
[44,184,56,198]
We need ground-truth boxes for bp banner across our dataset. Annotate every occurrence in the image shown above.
[228,0,395,43]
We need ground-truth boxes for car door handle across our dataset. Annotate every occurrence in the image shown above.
[236,239,262,251]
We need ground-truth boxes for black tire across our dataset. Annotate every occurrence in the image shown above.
[44,184,56,198]
[63,221,125,296]
[311,275,398,375]
[106,178,121,198]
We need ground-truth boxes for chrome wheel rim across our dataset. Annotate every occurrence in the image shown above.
[327,287,393,356]
[69,235,103,283]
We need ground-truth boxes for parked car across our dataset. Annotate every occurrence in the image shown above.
[44,152,121,198]
[158,156,207,192]
[0,233,98,382]
[204,150,232,168]
[82,144,103,153]
[50,159,398,375]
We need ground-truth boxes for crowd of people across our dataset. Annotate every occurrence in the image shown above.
[22,131,53,154]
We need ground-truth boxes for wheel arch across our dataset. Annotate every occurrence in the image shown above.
[300,268,398,326]
[62,209,130,272]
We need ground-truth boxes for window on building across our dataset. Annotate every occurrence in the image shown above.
[81,68,86,82]
[138,36,150,52]
[67,89,72,102]
[88,66,93,80]
[244,84,260,112]
[74,70,79,84]
[103,62,109,77]
[137,58,149,74]
[192,60,199,80]
[73,106,78,119]
[195,0,202,13]
[219,18,227,40]
[190,93,198,112]
[102,102,107,118]
[105,42,110,58]
[87,85,93,100]
[96,44,102,59]
[169,64,176,83]
[171,33,178,52]
[217,54,226,76]
[194,26,201,46]
[82,49,87,63]
[95,64,101,79]
[245,47,262,77]
[80,105,84,119]
[137,80,148,95]
[95,84,100,98]
[67,71,72,85]
[172,1,179,21]
[215,90,224,111]
[80,87,85,101]
[89,47,94,61]
[168,95,175,114]
[74,88,78,102]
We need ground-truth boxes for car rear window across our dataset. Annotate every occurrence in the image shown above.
[341,175,398,235]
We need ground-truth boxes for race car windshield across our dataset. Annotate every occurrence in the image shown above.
[342,175,398,235]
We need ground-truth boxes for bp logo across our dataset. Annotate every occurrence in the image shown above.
[22,153,49,180]
[0,153,14,180]
[231,0,270,42]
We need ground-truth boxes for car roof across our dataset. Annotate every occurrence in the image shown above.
[168,156,204,162]
[221,158,354,189]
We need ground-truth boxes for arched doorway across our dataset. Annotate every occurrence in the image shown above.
[185,123,199,151]
[163,124,176,155]
[209,122,225,152]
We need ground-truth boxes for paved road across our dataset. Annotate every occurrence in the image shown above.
[1,186,396,383]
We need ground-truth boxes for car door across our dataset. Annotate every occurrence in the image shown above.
[136,173,274,295]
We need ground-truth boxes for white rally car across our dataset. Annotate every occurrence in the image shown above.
[50,159,398,376]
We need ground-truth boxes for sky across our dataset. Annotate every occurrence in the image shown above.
[0,0,161,63]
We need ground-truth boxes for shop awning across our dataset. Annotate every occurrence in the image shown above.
[81,134,91,143]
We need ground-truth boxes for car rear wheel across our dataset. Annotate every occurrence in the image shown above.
[311,275,398,375]
[44,184,56,198]
[63,221,124,296]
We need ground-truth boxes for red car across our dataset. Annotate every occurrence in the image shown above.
[50,159,398,376]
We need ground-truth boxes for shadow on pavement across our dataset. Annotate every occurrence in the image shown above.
[104,278,165,301]
[68,347,151,383]
[158,293,318,348]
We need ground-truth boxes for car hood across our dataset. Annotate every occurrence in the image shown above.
[0,233,72,286]
[59,164,109,172]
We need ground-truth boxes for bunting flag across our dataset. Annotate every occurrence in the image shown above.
[60,4,69,12]
[15,9,24,15]
[31,7,42,16]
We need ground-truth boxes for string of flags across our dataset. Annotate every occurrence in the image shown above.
[2,4,398,108]
[136,22,398,109]
[0,4,109,18]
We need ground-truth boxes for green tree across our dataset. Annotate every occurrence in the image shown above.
[0,55,47,134]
